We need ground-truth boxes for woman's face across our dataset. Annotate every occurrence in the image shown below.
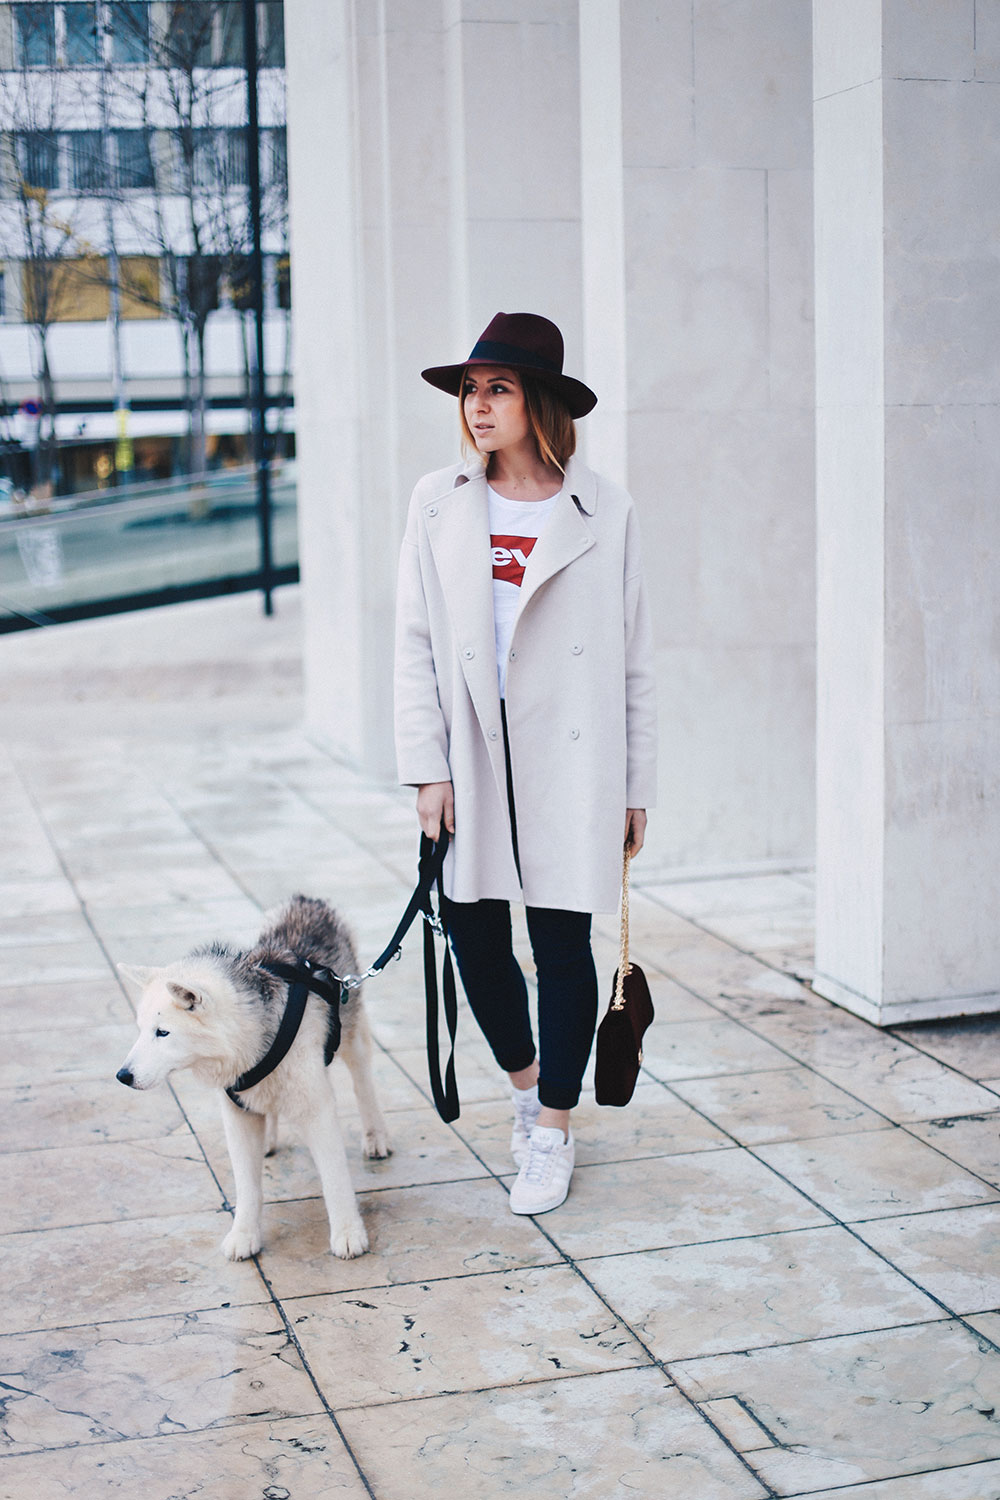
[462,367,531,456]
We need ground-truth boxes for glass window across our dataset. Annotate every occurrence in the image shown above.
[19,133,60,191]
[114,130,154,189]
[227,254,253,311]
[166,1,214,68]
[63,3,99,65]
[186,254,221,317]
[266,126,286,189]
[217,1,243,66]
[262,1,284,67]
[224,128,247,188]
[191,126,217,189]
[275,253,290,310]
[109,2,150,63]
[70,130,107,192]
[15,4,56,66]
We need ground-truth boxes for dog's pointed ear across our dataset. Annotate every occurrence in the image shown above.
[166,981,203,1010]
[118,963,162,990]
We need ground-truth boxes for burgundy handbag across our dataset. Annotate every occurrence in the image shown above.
[595,848,654,1107]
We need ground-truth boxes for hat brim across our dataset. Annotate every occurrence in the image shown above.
[421,360,597,419]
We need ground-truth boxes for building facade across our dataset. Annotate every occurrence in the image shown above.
[0,0,289,492]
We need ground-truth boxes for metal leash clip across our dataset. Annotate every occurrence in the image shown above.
[422,911,444,938]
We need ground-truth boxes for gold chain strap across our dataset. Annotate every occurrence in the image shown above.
[612,846,632,1011]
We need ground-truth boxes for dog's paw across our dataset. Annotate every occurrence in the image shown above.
[362,1128,392,1160]
[330,1218,369,1259]
[221,1224,262,1261]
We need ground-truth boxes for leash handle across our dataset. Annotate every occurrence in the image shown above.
[420,826,460,1122]
[369,826,450,975]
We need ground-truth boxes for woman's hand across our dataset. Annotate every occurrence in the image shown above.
[417,781,455,841]
[625,808,647,856]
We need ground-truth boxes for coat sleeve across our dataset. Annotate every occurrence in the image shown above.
[394,499,452,788]
[623,505,658,809]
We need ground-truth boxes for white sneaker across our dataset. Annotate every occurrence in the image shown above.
[510,1084,541,1167]
[509,1124,575,1215]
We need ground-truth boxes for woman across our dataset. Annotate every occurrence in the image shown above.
[394,311,657,1214]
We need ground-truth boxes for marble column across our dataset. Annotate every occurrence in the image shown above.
[286,0,580,775]
[581,1,817,874]
[813,1,1000,1023]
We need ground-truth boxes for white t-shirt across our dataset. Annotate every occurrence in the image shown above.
[488,485,560,697]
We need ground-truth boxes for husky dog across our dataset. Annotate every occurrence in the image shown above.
[116,895,389,1262]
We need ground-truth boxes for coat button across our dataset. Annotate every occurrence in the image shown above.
[571,644,583,655]
[488,728,498,740]
[509,648,517,660]
[569,727,580,740]
[463,647,475,659]
[427,505,438,517]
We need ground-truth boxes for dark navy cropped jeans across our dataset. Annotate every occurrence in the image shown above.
[442,897,599,1111]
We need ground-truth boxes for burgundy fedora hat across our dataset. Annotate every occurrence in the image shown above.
[421,311,598,418]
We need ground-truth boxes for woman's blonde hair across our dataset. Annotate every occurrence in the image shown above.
[459,370,576,471]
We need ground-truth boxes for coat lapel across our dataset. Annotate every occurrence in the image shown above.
[515,481,595,621]
[422,469,504,744]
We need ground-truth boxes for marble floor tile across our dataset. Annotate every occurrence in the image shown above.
[261,1177,560,1299]
[452,1084,730,1174]
[582,1225,940,1362]
[1,1076,188,1151]
[726,1006,1000,1123]
[790,1460,1000,1499]
[755,1128,999,1222]
[288,1264,649,1408]
[110,924,263,967]
[337,1366,768,1500]
[0,1416,368,1499]
[852,1203,1000,1314]
[909,1112,1000,1186]
[0,1135,221,1232]
[1,1020,137,1087]
[0,1304,319,1452]
[84,895,264,944]
[72,862,248,907]
[644,874,813,921]
[639,1017,800,1082]
[671,1067,891,1145]
[0,976,133,1029]
[1,939,111,988]
[0,1211,266,1333]
[509,1147,830,1261]
[893,1016,1000,1080]
[0,878,80,917]
[697,907,816,954]
[0,906,95,942]
[670,1320,1000,1493]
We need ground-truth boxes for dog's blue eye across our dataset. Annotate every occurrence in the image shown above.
[155,1028,170,1039]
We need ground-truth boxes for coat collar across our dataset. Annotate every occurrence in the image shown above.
[447,453,598,515]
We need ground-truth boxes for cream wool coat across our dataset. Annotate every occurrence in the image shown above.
[394,454,657,914]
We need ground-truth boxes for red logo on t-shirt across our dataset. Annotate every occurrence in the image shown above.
[491,534,537,587]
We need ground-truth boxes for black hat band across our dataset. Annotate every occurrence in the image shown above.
[465,339,561,374]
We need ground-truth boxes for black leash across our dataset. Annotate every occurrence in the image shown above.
[225,831,459,1121]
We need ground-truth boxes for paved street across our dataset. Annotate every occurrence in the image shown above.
[2,589,1000,1498]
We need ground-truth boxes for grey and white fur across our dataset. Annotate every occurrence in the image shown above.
[116,895,389,1261]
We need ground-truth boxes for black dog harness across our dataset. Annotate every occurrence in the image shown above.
[225,959,344,1111]
[225,831,457,1118]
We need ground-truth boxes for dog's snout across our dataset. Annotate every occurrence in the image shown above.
[116,1066,136,1088]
